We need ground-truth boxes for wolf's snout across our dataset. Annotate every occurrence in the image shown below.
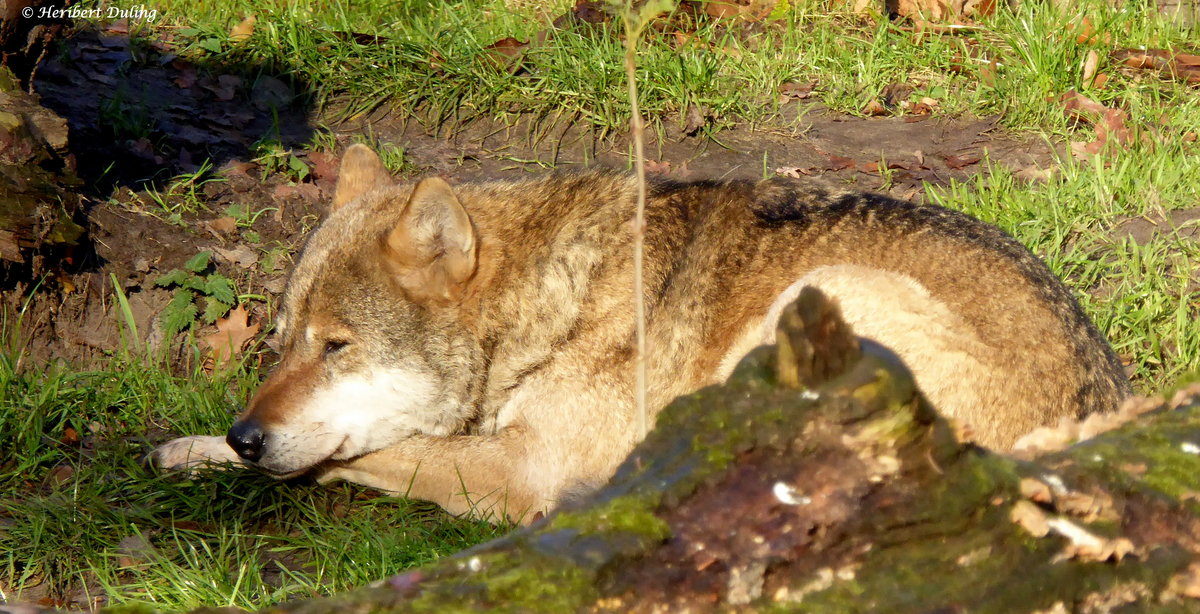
[227,420,266,462]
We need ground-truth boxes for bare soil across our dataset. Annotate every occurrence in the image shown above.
[1,24,1185,370]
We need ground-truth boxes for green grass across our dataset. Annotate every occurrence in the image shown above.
[89,0,1196,135]
[4,0,1198,609]
[928,141,1200,388]
[0,347,507,609]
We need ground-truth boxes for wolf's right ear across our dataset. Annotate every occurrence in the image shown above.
[384,177,478,303]
[332,144,393,210]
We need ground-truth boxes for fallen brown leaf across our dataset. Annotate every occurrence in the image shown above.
[863,100,889,116]
[1081,49,1099,86]
[774,166,812,177]
[229,15,257,43]
[645,160,672,174]
[206,74,242,101]
[682,104,710,136]
[208,216,238,235]
[1112,47,1200,85]
[483,36,528,64]
[825,153,856,171]
[202,305,260,370]
[943,153,981,169]
[309,151,341,183]
[212,245,259,270]
[117,534,157,568]
[173,67,197,89]
[779,81,815,100]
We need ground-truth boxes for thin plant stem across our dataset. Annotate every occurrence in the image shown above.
[622,6,650,439]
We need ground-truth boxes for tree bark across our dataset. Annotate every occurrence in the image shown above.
[16,288,1200,613]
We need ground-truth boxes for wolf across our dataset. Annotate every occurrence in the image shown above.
[151,144,1131,522]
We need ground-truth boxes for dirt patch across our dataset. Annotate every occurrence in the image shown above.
[5,24,1060,369]
[1111,208,1200,244]
[360,103,1054,203]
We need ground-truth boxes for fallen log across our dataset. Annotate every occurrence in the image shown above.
[11,288,1200,613]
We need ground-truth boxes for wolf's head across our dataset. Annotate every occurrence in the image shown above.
[226,144,484,475]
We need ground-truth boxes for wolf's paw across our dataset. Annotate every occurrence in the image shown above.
[147,435,243,472]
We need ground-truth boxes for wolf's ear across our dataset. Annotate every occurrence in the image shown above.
[384,177,477,302]
[333,144,392,210]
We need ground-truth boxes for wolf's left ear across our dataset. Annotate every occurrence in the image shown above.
[385,177,477,302]
[333,144,393,210]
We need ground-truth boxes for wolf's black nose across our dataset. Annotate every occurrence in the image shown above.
[227,420,266,462]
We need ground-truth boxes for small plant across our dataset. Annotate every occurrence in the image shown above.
[154,251,236,339]
[253,139,311,182]
[140,160,219,224]
[349,135,413,174]
[98,87,156,141]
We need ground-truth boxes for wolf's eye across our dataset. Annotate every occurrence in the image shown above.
[323,340,349,357]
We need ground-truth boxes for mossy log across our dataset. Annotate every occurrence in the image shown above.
[22,289,1200,613]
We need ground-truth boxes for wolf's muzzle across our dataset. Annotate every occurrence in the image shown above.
[227,419,266,462]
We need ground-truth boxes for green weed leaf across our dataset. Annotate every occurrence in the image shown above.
[163,289,198,338]
[154,269,189,288]
[202,296,232,324]
[185,251,212,273]
[205,276,235,305]
[288,155,311,181]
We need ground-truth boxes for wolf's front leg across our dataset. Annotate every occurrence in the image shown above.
[148,435,247,471]
[315,426,552,523]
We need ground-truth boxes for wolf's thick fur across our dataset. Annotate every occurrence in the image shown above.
[151,144,1131,521]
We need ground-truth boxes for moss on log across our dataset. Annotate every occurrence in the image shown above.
[27,289,1200,613]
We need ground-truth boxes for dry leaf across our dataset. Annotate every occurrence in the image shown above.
[774,166,812,177]
[682,104,710,136]
[208,216,238,235]
[273,183,322,202]
[1113,48,1200,85]
[706,0,749,19]
[863,100,889,116]
[229,15,257,43]
[1081,49,1099,86]
[825,153,856,171]
[309,151,341,183]
[482,36,529,71]
[212,244,259,269]
[174,67,197,89]
[206,75,242,101]
[980,60,999,87]
[779,81,816,100]
[202,305,260,369]
[943,153,981,169]
[117,534,157,568]
[645,160,672,174]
